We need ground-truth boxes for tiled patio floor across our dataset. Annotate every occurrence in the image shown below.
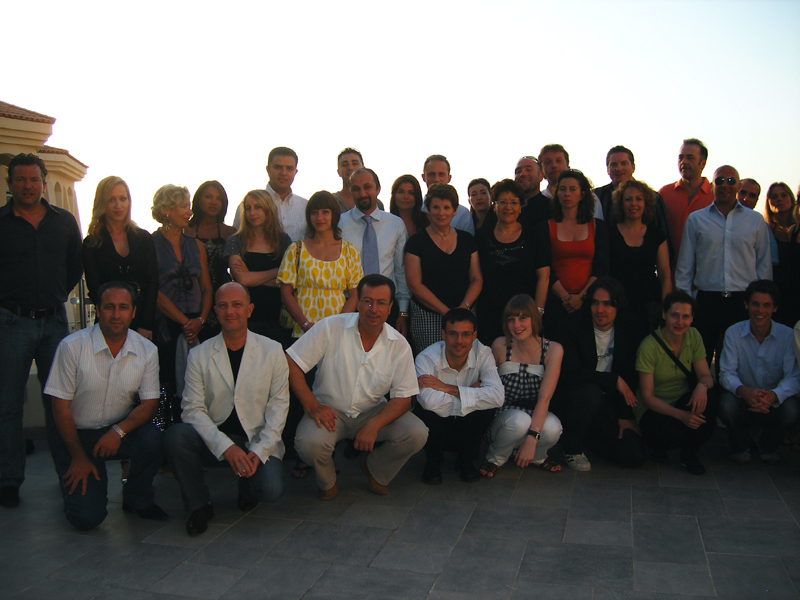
[2,430,799,600]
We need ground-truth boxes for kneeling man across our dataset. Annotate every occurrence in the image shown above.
[719,280,800,464]
[45,281,165,530]
[288,274,427,499]
[165,283,289,536]
[415,308,504,484]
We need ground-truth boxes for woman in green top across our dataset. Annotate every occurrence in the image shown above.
[635,291,716,475]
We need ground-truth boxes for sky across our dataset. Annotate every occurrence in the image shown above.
[3,0,799,233]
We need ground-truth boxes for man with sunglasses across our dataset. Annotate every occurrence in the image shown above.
[287,274,427,500]
[676,165,772,372]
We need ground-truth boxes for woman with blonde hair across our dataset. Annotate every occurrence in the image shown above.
[480,294,563,478]
[224,190,292,345]
[151,184,212,424]
[83,176,158,338]
[769,182,800,326]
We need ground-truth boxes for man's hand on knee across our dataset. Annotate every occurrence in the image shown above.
[223,444,256,477]
[354,421,379,452]
[309,405,337,432]
[64,456,100,496]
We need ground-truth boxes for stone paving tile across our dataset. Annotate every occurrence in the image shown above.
[708,553,799,600]
[712,467,783,501]
[509,468,575,507]
[722,497,795,521]
[699,515,800,556]
[632,514,706,564]
[517,542,633,589]
[392,500,475,546]
[148,562,246,599]
[217,556,328,600]
[563,519,632,547]
[269,521,392,566]
[592,591,716,599]
[568,481,632,522]
[419,476,517,505]
[462,503,567,542]
[434,536,526,598]
[632,486,726,517]
[303,564,436,600]
[93,591,188,600]
[509,582,594,599]
[633,561,715,596]
[335,502,411,529]
[369,541,452,574]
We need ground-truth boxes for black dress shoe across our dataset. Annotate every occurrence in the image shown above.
[122,502,169,520]
[422,460,443,485]
[456,459,480,483]
[186,502,214,536]
[237,494,258,512]
[0,486,20,508]
[343,439,361,460]
[680,453,706,475]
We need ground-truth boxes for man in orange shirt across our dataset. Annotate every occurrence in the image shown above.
[658,138,714,261]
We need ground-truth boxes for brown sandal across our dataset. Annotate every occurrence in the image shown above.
[479,462,500,478]
[533,457,562,472]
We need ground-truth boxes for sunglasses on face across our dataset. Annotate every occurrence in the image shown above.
[714,177,737,186]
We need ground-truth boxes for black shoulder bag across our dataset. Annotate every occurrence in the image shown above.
[650,330,698,389]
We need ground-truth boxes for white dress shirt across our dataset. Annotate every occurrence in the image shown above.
[287,313,419,418]
[340,207,410,312]
[415,339,504,417]
[233,184,308,242]
[180,331,290,462]
[44,325,159,429]
[675,202,772,295]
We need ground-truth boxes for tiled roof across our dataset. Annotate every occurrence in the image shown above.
[0,101,55,124]
[40,145,89,169]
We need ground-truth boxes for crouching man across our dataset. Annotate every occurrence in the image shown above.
[45,281,165,529]
[415,309,504,484]
[165,283,289,536]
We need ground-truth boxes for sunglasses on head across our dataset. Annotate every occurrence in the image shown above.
[714,176,737,186]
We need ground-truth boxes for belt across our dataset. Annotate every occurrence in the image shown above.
[0,300,61,319]
[698,291,743,299]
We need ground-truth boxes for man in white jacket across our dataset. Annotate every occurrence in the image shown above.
[415,308,504,484]
[165,283,289,536]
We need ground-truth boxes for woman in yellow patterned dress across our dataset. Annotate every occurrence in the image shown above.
[278,191,364,338]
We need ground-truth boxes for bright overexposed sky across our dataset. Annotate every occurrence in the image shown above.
[4,0,799,233]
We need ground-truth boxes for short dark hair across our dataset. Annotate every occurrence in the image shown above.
[357,274,395,303]
[490,179,525,206]
[441,307,477,331]
[349,167,380,190]
[424,183,459,210]
[424,154,451,173]
[606,145,634,166]
[268,147,298,167]
[305,191,342,239]
[744,279,780,307]
[663,290,696,314]
[538,144,570,166]
[338,147,363,164]
[740,178,761,195]
[552,169,595,224]
[583,278,628,313]
[468,178,491,194]
[190,180,229,225]
[682,138,708,161]
[7,153,47,183]
[96,281,136,304]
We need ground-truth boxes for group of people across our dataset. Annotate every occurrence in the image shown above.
[1,139,799,536]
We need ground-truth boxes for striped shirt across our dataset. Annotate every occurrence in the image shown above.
[44,325,159,429]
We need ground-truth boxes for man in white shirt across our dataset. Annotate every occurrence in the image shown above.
[421,154,475,235]
[45,281,164,530]
[333,147,363,213]
[340,167,409,335]
[288,274,427,500]
[164,282,289,536]
[414,309,503,484]
[233,147,307,240]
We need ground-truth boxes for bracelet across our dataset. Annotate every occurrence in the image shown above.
[461,301,470,309]
[698,381,708,388]
[196,316,204,325]
[112,424,126,439]
[538,307,545,316]
[301,321,311,331]
[561,295,571,303]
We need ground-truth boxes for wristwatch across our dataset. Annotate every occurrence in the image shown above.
[526,429,541,441]
[112,424,126,439]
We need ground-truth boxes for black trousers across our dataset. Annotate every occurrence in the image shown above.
[639,389,718,456]
[414,405,495,462]
[695,291,747,373]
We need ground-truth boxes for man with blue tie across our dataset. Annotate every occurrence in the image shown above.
[340,168,409,336]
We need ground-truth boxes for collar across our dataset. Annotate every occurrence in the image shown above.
[743,320,775,340]
[675,177,712,193]
[266,183,294,203]
[345,312,401,342]
[709,201,743,216]
[0,197,55,219]
[90,324,135,358]
[350,206,384,222]
[436,340,479,372]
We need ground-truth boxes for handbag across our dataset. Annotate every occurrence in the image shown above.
[279,240,303,330]
[650,330,698,389]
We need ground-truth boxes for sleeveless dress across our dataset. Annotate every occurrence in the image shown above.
[195,223,231,335]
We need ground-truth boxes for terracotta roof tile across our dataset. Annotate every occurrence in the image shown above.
[0,101,55,124]
[39,145,89,170]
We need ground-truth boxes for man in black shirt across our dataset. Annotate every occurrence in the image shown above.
[164,282,289,536]
[514,156,552,229]
[0,153,82,508]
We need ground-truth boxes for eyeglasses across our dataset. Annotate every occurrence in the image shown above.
[359,298,392,308]
[714,176,737,186]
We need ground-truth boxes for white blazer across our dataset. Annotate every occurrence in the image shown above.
[180,330,290,463]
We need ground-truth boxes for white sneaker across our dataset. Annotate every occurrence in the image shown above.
[731,450,751,464]
[565,453,591,471]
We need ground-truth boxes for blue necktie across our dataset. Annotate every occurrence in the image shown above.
[361,215,379,275]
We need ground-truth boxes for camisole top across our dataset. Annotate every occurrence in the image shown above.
[549,219,595,294]
[496,339,550,415]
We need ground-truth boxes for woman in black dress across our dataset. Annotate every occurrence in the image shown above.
[82,176,158,339]
[405,183,482,355]
[225,190,292,347]
[186,181,236,339]
[476,179,549,346]
[608,179,671,337]
[766,182,799,326]
[468,178,495,235]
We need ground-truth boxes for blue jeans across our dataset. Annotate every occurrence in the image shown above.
[164,423,284,512]
[718,391,800,454]
[51,423,164,530]
[0,305,69,488]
